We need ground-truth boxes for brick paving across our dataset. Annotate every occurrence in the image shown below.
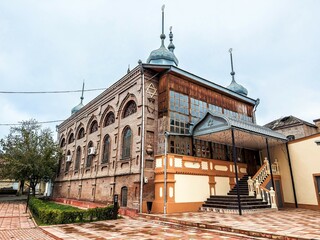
[1,200,320,239]
[141,209,320,240]
[0,201,54,240]
[41,217,256,240]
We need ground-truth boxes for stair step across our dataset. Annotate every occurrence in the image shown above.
[202,204,270,209]
[201,175,271,211]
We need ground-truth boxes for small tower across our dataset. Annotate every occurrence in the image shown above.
[226,48,248,96]
[71,82,85,115]
[146,5,179,66]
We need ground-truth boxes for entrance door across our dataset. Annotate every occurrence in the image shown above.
[121,186,128,207]
[314,175,320,205]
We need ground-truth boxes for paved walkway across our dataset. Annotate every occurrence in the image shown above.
[1,200,320,239]
[0,201,54,240]
[140,209,320,240]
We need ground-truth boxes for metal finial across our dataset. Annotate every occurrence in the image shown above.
[229,48,235,81]
[168,26,175,52]
[127,64,130,74]
[160,4,166,46]
[80,81,85,104]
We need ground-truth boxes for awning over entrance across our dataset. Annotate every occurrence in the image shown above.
[192,112,287,150]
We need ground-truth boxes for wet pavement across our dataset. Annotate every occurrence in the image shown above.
[141,209,320,240]
[41,217,256,240]
[1,200,320,239]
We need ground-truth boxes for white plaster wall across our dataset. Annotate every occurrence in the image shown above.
[215,176,230,195]
[174,174,209,203]
[289,137,320,205]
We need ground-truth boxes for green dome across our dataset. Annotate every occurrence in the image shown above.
[147,45,178,66]
[71,102,84,115]
[227,79,248,96]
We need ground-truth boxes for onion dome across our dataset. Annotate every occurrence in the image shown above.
[227,79,248,96]
[146,5,179,66]
[226,48,248,96]
[71,82,85,115]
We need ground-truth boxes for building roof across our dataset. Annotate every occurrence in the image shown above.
[264,115,318,130]
[143,64,257,105]
[192,111,287,150]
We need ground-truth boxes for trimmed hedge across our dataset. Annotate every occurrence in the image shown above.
[29,197,118,225]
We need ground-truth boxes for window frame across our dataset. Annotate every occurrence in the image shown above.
[121,127,132,160]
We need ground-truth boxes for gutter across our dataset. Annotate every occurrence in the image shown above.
[139,64,145,213]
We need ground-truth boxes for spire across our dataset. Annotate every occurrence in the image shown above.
[146,5,179,66]
[160,5,166,47]
[229,48,236,83]
[168,26,175,52]
[71,81,85,115]
[226,48,248,96]
[80,81,84,104]
[127,64,130,74]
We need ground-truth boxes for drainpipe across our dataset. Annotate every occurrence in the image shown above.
[286,142,298,208]
[164,131,169,214]
[252,98,260,124]
[139,65,145,213]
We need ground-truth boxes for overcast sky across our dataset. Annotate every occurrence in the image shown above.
[0,0,319,139]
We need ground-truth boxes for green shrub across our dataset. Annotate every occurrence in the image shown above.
[28,197,118,225]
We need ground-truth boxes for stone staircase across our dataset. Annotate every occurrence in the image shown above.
[201,175,271,213]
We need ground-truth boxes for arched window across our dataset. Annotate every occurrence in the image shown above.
[60,138,66,148]
[104,112,115,127]
[122,127,132,159]
[123,100,137,118]
[102,135,111,164]
[65,150,72,172]
[75,146,81,171]
[77,127,85,140]
[68,133,74,144]
[89,121,98,134]
[86,141,94,167]
[57,155,63,176]
[121,186,128,207]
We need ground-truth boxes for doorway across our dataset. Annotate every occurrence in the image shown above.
[314,174,320,206]
[121,186,128,207]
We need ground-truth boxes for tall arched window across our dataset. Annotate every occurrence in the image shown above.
[60,138,66,148]
[123,100,137,118]
[77,127,85,140]
[89,121,98,134]
[65,150,72,172]
[121,186,128,207]
[122,127,132,159]
[68,133,74,144]
[75,146,81,171]
[104,112,115,127]
[86,141,94,167]
[102,135,111,164]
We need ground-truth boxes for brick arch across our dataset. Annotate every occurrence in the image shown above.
[76,123,85,140]
[117,93,138,119]
[100,105,116,127]
[86,115,99,134]
[59,134,66,148]
[66,129,75,144]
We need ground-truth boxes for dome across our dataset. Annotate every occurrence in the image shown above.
[147,45,178,66]
[227,79,248,96]
[71,82,85,115]
[146,5,178,66]
[71,102,84,115]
